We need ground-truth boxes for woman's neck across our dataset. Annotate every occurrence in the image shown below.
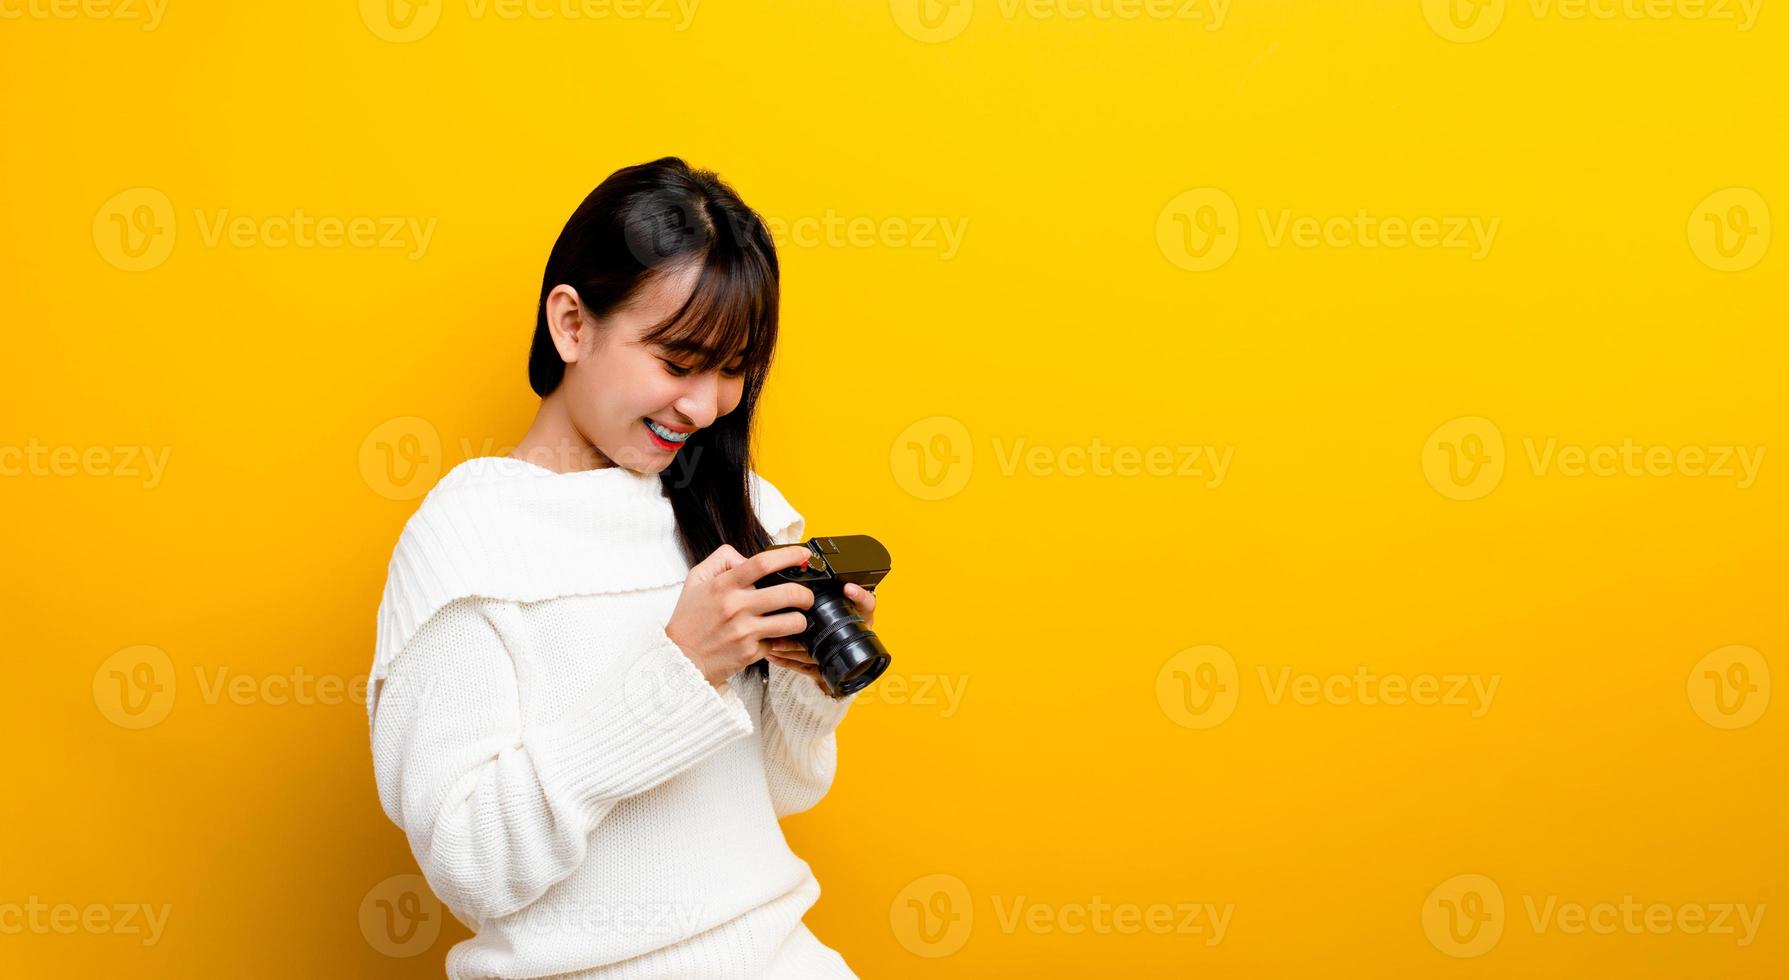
[509,394,615,474]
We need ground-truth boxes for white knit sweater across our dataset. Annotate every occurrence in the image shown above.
[368,456,859,979]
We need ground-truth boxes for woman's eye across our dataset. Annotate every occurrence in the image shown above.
[661,356,744,378]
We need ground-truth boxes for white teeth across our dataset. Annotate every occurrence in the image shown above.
[645,418,692,443]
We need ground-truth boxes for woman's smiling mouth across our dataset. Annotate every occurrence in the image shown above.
[644,417,694,450]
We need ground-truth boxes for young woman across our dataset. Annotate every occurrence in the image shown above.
[368,157,873,978]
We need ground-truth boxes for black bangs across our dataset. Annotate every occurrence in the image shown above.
[636,240,778,379]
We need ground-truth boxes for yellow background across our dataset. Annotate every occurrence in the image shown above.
[1,0,1783,975]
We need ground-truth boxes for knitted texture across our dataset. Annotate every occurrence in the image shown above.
[368,457,859,978]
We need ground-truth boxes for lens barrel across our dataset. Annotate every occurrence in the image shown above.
[807,587,891,696]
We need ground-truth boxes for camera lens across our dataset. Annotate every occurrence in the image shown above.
[807,588,891,697]
[827,634,891,696]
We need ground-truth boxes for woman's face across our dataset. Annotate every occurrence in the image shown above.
[546,261,747,475]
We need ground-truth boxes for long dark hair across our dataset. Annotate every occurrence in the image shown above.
[529,157,783,576]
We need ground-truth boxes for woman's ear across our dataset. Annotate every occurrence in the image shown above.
[544,284,590,364]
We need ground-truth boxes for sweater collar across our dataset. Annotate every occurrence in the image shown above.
[370,456,803,724]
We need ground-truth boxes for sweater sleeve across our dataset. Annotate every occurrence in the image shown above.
[758,661,857,818]
[369,596,755,923]
[753,477,855,816]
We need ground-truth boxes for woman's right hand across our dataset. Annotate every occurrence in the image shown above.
[664,544,817,689]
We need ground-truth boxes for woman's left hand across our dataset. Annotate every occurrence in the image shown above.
[765,583,876,678]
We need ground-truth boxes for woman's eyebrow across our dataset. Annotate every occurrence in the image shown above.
[655,339,716,356]
[654,339,746,364]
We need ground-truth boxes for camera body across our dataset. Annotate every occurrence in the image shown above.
[753,535,893,698]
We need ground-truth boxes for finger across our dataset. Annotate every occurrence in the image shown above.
[846,583,876,626]
[772,643,819,665]
[753,609,809,640]
[694,543,745,581]
[722,545,813,590]
[741,581,814,615]
[767,655,820,676]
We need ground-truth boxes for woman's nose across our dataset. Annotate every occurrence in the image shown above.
[674,375,721,429]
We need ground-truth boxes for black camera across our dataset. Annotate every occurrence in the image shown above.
[754,535,892,698]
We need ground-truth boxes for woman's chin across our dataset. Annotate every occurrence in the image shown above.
[605,444,676,475]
